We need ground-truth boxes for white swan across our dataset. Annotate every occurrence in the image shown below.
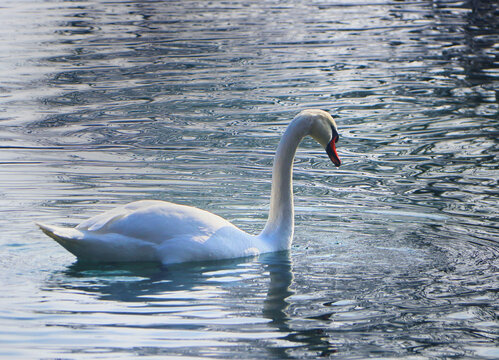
[37,109,341,264]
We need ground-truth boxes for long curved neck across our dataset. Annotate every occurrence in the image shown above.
[260,116,310,249]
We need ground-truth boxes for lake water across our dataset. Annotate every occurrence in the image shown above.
[1,0,498,358]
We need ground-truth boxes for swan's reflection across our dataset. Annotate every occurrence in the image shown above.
[46,253,336,358]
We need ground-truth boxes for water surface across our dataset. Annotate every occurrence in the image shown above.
[0,0,498,359]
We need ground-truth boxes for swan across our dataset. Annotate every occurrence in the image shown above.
[37,109,341,264]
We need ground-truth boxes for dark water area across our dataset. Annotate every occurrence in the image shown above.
[0,0,498,358]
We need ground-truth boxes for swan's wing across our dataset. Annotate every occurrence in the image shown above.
[76,207,128,232]
[75,200,234,245]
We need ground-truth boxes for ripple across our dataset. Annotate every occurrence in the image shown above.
[0,0,497,359]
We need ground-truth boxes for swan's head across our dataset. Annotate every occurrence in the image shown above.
[301,109,341,167]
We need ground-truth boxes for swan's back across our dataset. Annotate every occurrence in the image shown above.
[77,200,232,244]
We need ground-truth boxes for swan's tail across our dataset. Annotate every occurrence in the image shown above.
[36,222,158,262]
[36,222,85,255]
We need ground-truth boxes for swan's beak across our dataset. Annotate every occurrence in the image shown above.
[326,136,341,167]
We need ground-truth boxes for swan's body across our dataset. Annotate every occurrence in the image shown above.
[38,109,341,264]
[39,200,268,263]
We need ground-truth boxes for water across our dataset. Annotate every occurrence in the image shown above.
[1,0,498,358]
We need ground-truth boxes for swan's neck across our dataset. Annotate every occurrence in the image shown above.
[260,116,310,249]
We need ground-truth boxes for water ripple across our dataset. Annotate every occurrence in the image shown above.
[0,0,497,358]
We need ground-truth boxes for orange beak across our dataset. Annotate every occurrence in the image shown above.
[326,136,341,167]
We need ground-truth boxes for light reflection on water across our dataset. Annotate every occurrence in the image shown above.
[0,0,497,359]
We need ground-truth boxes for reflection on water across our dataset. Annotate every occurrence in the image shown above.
[0,0,497,359]
[40,253,300,358]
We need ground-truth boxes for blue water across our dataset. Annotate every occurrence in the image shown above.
[1,0,498,358]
